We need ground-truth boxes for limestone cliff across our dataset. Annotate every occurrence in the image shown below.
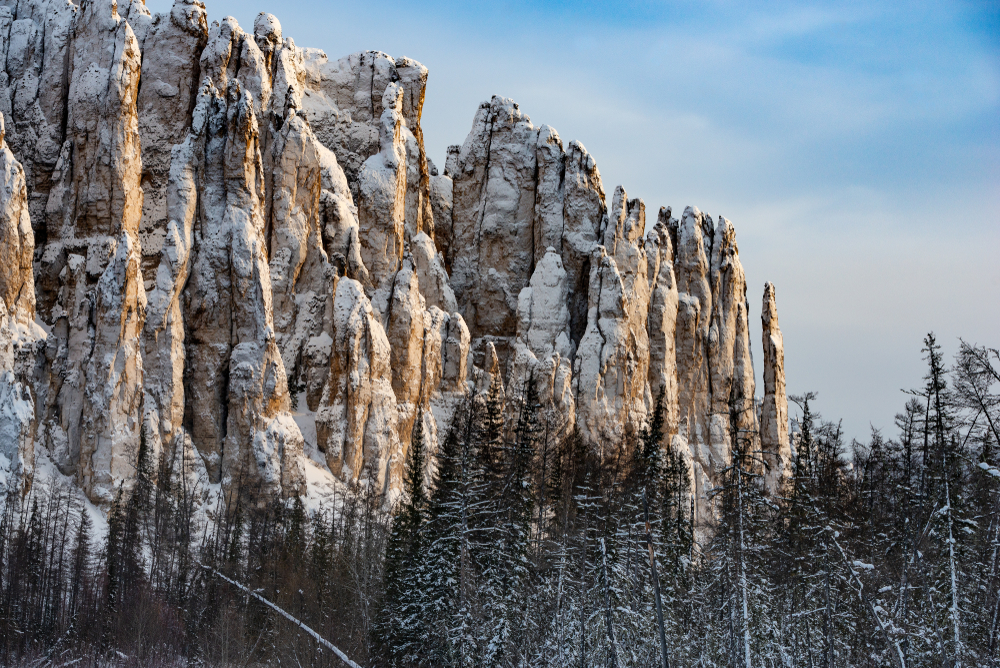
[761,281,791,491]
[0,111,43,496]
[0,1,789,521]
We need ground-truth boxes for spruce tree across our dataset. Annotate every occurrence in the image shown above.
[636,386,667,496]
[376,410,429,665]
[923,332,966,665]
[481,377,539,666]
[69,503,92,624]
[421,422,465,665]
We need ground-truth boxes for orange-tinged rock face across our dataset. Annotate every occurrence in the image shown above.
[761,281,791,493]
[0,2,787,527]
[0,112,42,499]
[0,112,35,327]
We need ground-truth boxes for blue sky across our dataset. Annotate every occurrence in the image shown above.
[146,0,1000,443]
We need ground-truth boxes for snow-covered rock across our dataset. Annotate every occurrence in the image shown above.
[0,0,76,225]
[428,157,454,268]
[357,82,406,305]
[169,76,301,496]
[573,188,652,452]
[136,0,209,285]
[298,49,432,225]
[509,247,575,438]
[761,282,790,493]
[315,278,399,493]
[0,2,791,525]
[646,209,679,433]
[30,0,148,505]
[410,231,456,313]
[450,97,544,341]
[0,112,43,496]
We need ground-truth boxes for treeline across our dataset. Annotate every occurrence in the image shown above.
[373,334,1000,667]
[0,425,389,666]
[0,334,998,667]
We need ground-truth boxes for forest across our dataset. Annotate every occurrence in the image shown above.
[1,334,998,668]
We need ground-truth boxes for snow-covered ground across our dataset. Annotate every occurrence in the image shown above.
[3,447,111,541]
[292,390,351,513]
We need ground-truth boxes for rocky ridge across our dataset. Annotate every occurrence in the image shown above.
[0,0,789,525]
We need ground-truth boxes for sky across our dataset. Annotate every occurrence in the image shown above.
[145,0,1000,444]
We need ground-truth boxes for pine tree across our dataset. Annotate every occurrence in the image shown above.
[481,377,539,666]
[69,503,92,625]
[923,332,966,665]
[376,410,429,665]
[285,494,307,565]
[636,386,667,495]
[774,395,863,667]
[954,342,1000,661]
[104,484,125,616]
[309,508,332,605]
[117,425,154,609]
[701,400,780,667]
[657,393,693,584]
[421,422,465,665]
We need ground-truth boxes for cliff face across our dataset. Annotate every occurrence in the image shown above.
[0,109,43,493]
[0,0,789,522]
[761,281,791,491]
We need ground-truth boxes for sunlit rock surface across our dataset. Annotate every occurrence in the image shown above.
[0,1,789,522]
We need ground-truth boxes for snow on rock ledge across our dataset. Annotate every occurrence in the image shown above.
[0,1,791,524]
[315,278,399,492]
[0,111,43,496]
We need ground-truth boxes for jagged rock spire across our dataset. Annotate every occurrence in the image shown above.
[761,281,790,491]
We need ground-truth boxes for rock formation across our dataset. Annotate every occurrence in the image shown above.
[29,0,149,505]
[0,111,44,496]
[357,82,407,305]
[136,0,209,284]
[0,1,789,522]
[0,112,34,327]
[574,188,652,454]
[509,247,575,440]
[761,281,791,491]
